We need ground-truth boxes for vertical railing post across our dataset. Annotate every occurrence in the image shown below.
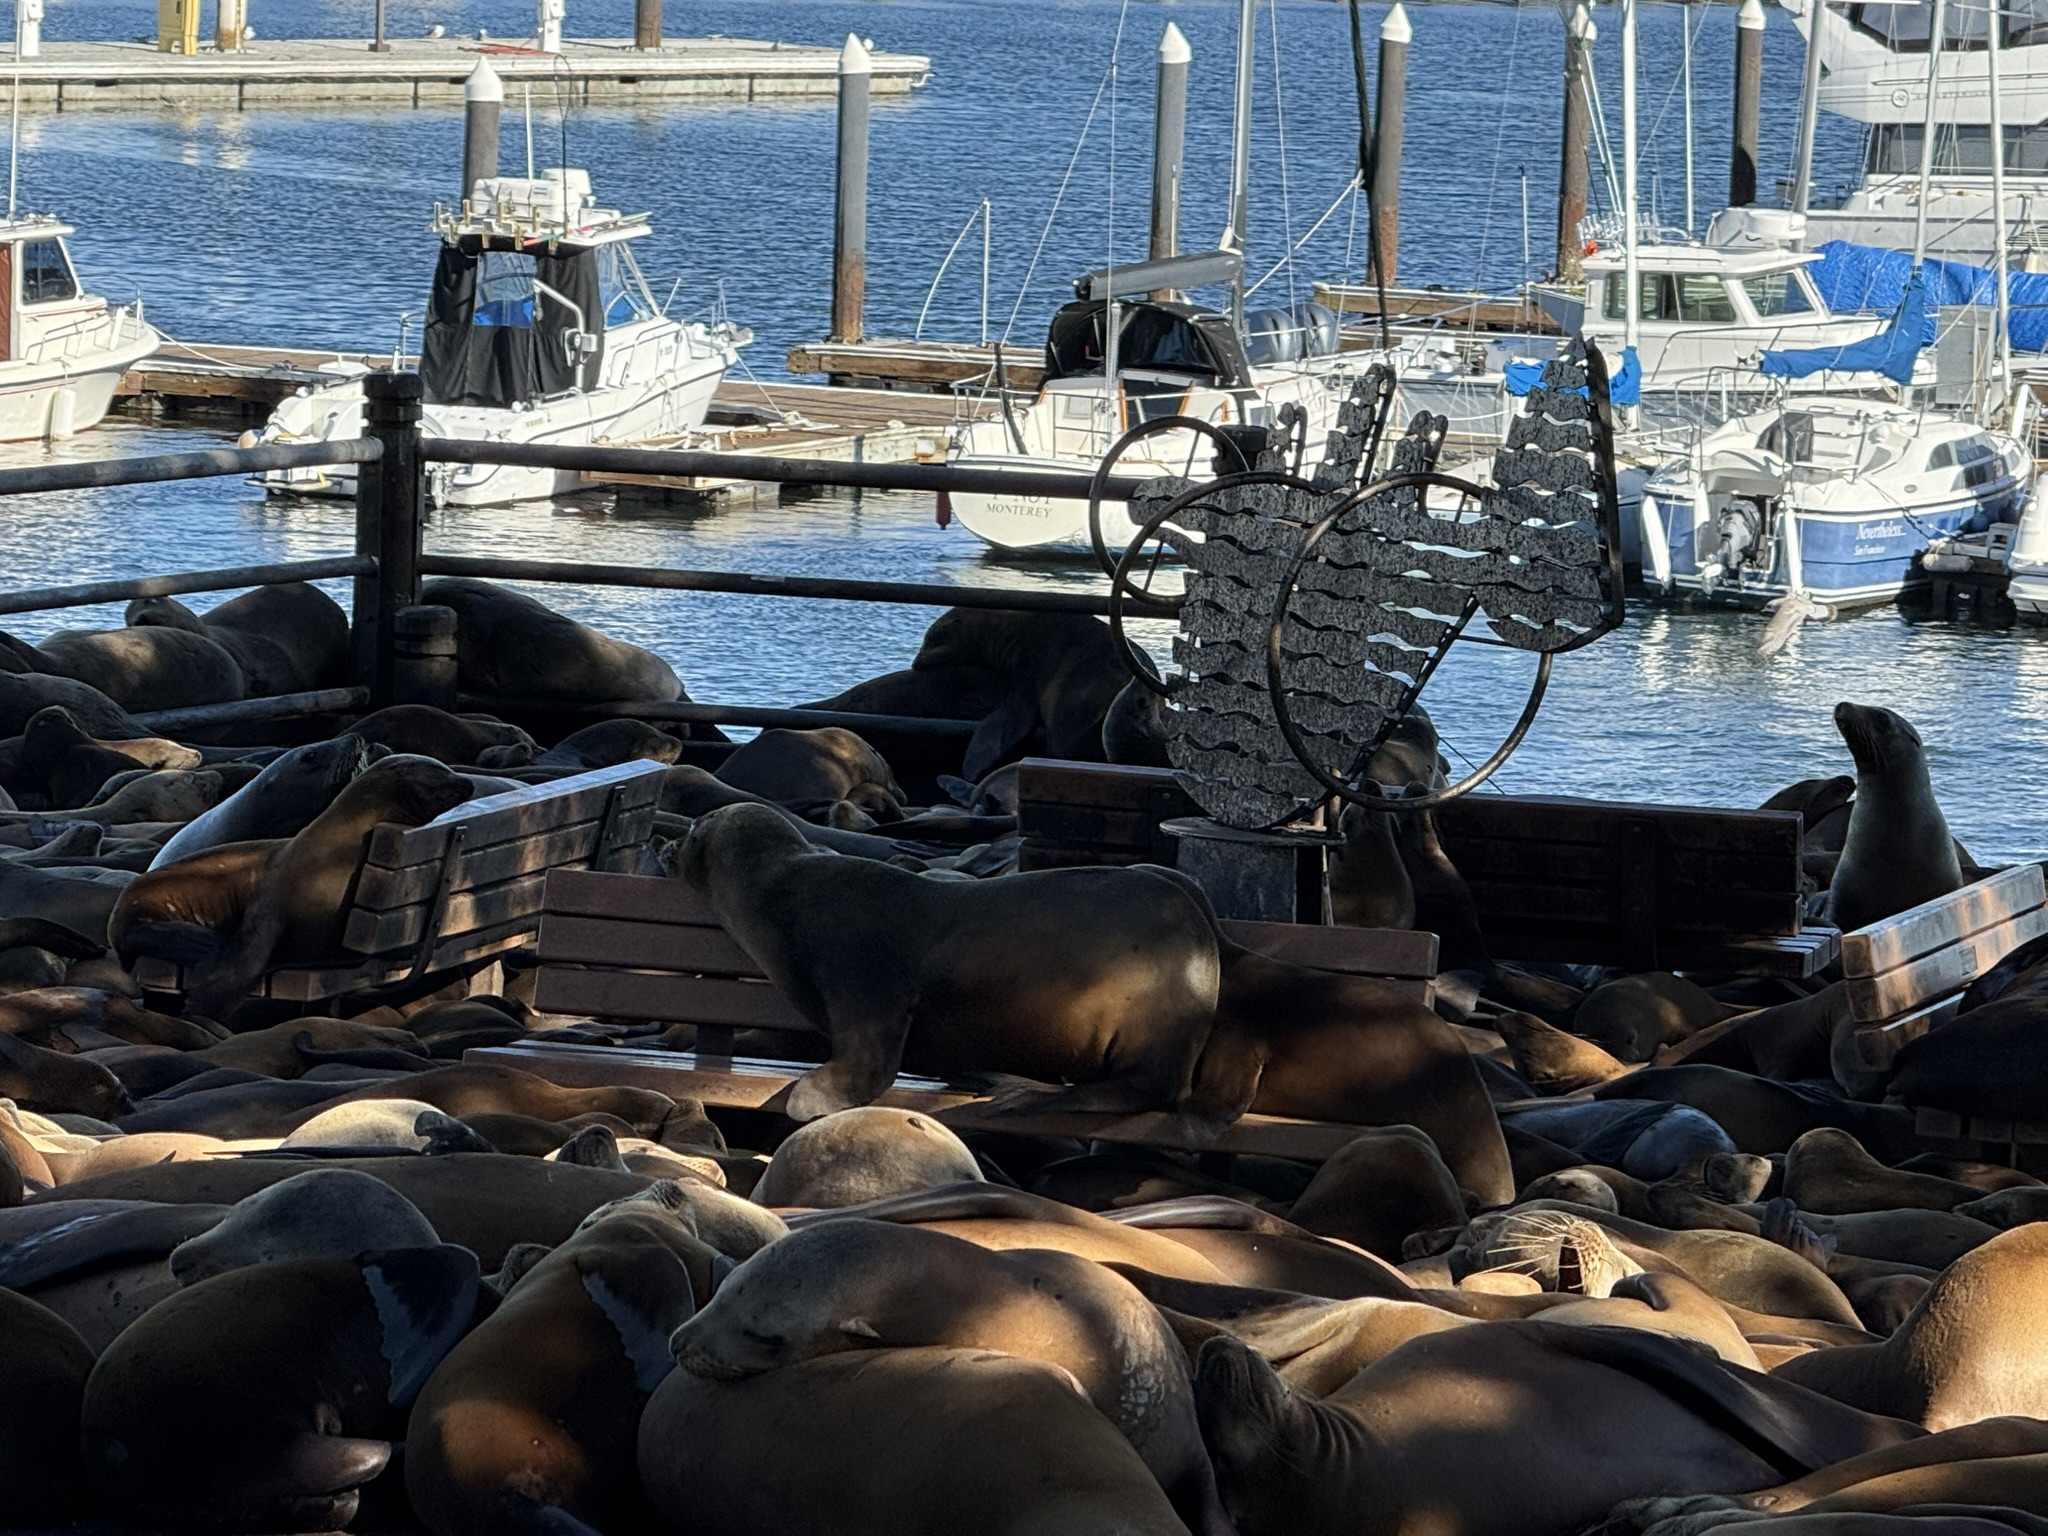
[355,371,424,706]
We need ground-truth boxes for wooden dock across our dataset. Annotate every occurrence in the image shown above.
[1312,282,1560,334]
[4,37,930,111]
[786,338,1042,393]
[114,342,982,498]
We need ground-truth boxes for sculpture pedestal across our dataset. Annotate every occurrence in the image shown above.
[1164,817,1337,924]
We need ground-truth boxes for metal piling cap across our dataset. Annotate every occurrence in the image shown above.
[1381,3,1412,45]
[1738,0,1766,29]
[1569,3,1596,44]
[465,56,503,104]
[1159,21,1191,64]
[839,33,872,76]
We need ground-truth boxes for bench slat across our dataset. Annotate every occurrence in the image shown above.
[544,868,712,924]
[467,1041,1389,1163]
[367,761,669,867]
[1438,838,1805,892]
[1221,919,1438,979]
[353,806,653,912]
[535,967,813,1029]
[1463,881,1803,935]
[344,870,556,955]
[1840,865,2048,978]
[539,913,762,975]
[1847,995,1961,1072]
[1016,759,1194,815]
[1435,796,1804,855]
[1846,904,2048,1021]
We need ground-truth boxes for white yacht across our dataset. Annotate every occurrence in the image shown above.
[1790,0,2048,263]
[947,256,1358,552]
[255,169,748,507]
[1638,398,2030,610]
[2009,483,2048,618]
[0,215,157,442]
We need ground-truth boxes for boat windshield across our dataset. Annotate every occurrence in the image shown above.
[1741,271,1820,318]
[599,244,655,327]
[1603,273,1736,324]
[20,238,77,305]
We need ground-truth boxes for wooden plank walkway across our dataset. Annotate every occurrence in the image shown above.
[5,37,930,111]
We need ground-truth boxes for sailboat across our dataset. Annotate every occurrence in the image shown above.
[945,0,1363,554]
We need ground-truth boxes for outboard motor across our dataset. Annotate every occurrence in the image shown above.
[1710,496,1770,582]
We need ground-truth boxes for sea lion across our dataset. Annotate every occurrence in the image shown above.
[673,1218,1229,1533]
[0,671,145,740]
[1101,674,1173,766]
[189,1017,426,1079]
[1784,1129,1987,1215]
[167,1169,441,1285]
[149,735,369,869]
[1774,1223,2048,1429]
[715,726,906,820]
[1596,1065,1921,1160]
[679,803,1220,1122]
[1327,790,1418,930]
[19,705,200,807]
[419,576,684,703]
[127,583,348,698]
[280,1098,446,1150]
[640,1346,1193,1536]
[406,1206,717,1536]
[1887,951,2048,1122]
[113,755,472,1016]
[534,718,683,771]
[34,621,246,711]
[346,704,537,767]
[1829,703,1963,932]
[82,1245,481,1531]
[0,861,138,945]
[800,664,1008,725]
[1285,1125,1470,1261]
[1196,1321,1921,1536]
[911,608,1129,780]
[1493,1009,1632,1093]
[1109,1197,1419,1300]
[0,1287,96,1524]
[55,768,222,826]
[751,1106,983,1209]
[0,1031,130,1117]
[1575,973,1740,1062]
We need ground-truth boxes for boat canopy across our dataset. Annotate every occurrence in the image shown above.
[1043,299,1254,388]
[419,236,605,410]
[1808,238,2048,351]
[1760,271,1929,385]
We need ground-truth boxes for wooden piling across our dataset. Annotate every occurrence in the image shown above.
[1370,4,1410,288]
[1557,2,1594,283]
[831,34,871,346]
[394,606,459,712]
[1731,0,1764,207]
[356,372,424,704]
[371,0,389,53]
[463,59,503,201]
[215,0,246,52]
[1151,23,1189,264]
[636,0,663,50]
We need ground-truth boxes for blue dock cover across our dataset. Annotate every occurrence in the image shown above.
[1807,239,2046,352]
[1761,271,1930,384]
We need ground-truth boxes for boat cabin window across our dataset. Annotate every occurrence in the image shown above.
[1866,122,2048,175]
[1044,300,1243,386]
[1850,0,2048,50]
[1601,273,1736,324]
[474,251,537,328]
[19,239,77,305]
[1930,436,2004,486]
[1740,271,1818,318]
[598,244,653,327]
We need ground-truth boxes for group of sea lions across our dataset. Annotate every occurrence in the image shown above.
[0,582,2044,1534]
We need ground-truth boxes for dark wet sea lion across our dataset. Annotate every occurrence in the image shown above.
[911,608,1128,779]
[149,734,368,869]
[0,1287,96,1525]
[407,1206,716,1536]
[679,803,1220,1123]
[751,1106,982,1208]
[640,1347,1193,1536]
[35,622,246,711]
[1596,1064,1921,1159]
[0,1031,130,1117]
[1887,952,2048,1122]
[0,671,147,739]
[715,726,906,820]
[128,583,348,698]
[534,718,683,770]
[799,664,1008,723]
[82,1246,480,1531]
[1829,703,1963,932]
[672,1217,1229,1534]
[346,705,537,767]
[1284,1125,1470,1261]
[20,705,200,807]
[420,576,684,703]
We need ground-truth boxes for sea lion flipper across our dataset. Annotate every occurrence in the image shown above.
[576,1248,698,1392]
[113,919,229,968]
[360,1245,483,1407]
[281,1431,393,1497]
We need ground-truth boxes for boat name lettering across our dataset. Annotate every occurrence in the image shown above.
[1854,519,1907,542]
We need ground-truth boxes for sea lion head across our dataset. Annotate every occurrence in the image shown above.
[169,1168,441,1285]
[325,753,474,829]
[124,595,209,634]
[1834,702,1923,774]
[675,802,815,892]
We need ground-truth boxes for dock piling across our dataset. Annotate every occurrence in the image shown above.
[1731,0,1764,207]
[371,0,388,53]
[355,372,425,705]
[636,0,663,50]
[831,34,872,346]
[1556,2,1594,283]
[463,60,503,203]
[394,606,460,713]
[215,0,245,53]
[1370,4,1410,287]
[1151,23,1189,267]
[539,0,565,55]
[15,0,41,60]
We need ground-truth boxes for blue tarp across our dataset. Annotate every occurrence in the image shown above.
[1504,346,1640,405]
[1807,238,2048,352]
[1760,271,1930,385]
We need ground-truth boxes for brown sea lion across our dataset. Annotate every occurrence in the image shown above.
[126,583,348,698]
[750,1106,982,1209]
[1784,1128,1988,1215]
[1284,1125,1470,1261]
[1829,703,1964,932]
[419,577,684,705]
[33,622,246,711]
[1887,951,2048,1122]
[715,726,906,820]
[909,607,1129,780]
[1493,1009,1632,1093]
[19,705,200,807]
[1575,973,1741,1062]
[0,1031,129,1118]
[640,1346,1193,1536]
[0,1287,96,1524]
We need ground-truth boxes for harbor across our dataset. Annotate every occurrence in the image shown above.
[0,1,2045,1533]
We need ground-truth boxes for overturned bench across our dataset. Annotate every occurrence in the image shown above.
[137,760,668,1008]
[465,867,1443,1162]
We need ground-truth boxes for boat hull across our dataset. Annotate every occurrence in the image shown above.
[0,326,158,444]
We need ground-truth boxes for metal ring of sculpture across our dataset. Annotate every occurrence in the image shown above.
[1085,416,1254,583]
[1106,468,1331,699]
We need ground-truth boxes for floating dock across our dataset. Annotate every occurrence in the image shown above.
[4,37,931,111]
[115,342,982,498]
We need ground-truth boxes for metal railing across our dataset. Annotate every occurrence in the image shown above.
[0,371,1174,739]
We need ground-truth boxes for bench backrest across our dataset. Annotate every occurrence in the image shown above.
[1843,863,2048,1024]
[533,868,1440,1033]
[1016,758,1197,870]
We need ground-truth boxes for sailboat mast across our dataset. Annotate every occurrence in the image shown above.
[1227,0,1255,332]
[1912,0,1948,266]
[1986,0,2014,404]
[1791,0,1825,214]
[1622,0,1640,363]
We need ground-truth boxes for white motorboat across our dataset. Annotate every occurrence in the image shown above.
[2008,482,2048,619]
[254,168,749,507]
[1638,396,2030,610]
[947,259,1359,552]
[0,215,157,442]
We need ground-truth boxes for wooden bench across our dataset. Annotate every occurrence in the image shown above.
[136,760,668,1006]
[464,866,1443,1163]
[1840,863,2048,1073]
[1018,759,1836,978]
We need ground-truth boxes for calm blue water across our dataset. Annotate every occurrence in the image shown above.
[3,0,2043,860]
